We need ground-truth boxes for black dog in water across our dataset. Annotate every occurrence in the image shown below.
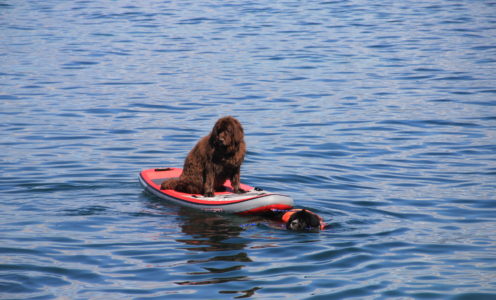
[266,209,325,231]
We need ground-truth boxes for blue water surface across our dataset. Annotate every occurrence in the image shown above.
[1,0,496,299]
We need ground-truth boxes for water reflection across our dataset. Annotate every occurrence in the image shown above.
[177,208,248,252]
[173,208,258,294]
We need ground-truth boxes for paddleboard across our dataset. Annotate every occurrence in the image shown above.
[139,168,294,214]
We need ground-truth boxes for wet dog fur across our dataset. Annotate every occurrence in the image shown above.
[160,116,246,197]
[285,209,322,231]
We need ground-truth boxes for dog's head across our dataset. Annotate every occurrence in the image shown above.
[210,116,244,153]
[286,209,323,231]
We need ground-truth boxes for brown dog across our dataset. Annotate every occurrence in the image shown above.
[161,116,246,197]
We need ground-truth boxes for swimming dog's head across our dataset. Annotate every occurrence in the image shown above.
[286,209,323,231]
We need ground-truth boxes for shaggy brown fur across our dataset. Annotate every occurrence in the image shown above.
[160,116,246,197]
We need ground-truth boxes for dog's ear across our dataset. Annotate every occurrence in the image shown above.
[305,210,321,228]
[209,118,223,145]
[211,118,222,135]
[231,118,244,145]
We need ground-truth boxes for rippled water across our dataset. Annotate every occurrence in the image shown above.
[1,0,496,299]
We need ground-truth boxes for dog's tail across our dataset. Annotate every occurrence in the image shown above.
[160,177,204,195]
[160,178,180,190]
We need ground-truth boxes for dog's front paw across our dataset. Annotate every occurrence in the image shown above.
[234,187,246,194]
[203,191,214,197]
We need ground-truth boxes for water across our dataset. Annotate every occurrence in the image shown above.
[1,0,495,298]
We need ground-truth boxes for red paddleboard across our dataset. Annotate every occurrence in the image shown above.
[139,168,294,215]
